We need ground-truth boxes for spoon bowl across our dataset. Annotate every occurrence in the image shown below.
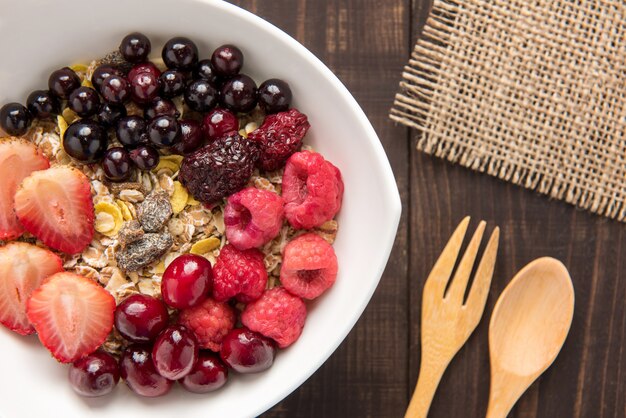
[486,257,574,418]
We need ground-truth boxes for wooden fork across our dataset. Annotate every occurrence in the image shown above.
[405,217,500,418]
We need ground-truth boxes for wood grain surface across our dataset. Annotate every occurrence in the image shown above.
[228,1,626,417]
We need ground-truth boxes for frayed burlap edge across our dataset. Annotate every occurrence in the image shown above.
[391,0,626,221]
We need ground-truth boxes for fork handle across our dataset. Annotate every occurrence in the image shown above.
[404,358,447,418]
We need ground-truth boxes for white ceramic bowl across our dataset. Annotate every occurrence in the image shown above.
[0,1,401,417]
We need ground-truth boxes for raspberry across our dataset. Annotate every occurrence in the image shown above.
[179,133,259,204]
[213,244,268,303]
[248,108,310,171]
[282,151,344,229]
[178,297,236,352]
[241,287,306,348]
[224,187,285,250]
[280,233,338,299]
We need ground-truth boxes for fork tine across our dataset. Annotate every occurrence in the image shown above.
[464,227,499,318]
[423,216,470,297]
[446,221,486,304]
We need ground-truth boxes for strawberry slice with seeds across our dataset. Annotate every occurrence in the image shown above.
[0,139,50,240]
[0,242,63,335]
[14,166,95,254]
[26,272,115,363]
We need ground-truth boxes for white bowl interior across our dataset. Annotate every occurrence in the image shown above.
[0,0,401,417]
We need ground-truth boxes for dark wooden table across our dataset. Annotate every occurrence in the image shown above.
[229,1,626,417]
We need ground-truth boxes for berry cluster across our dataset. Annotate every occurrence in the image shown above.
[0,32,294,190]
[0,31,346,402]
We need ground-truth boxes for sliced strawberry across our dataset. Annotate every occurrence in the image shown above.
[14,166,94,254]
[0,139,50,240]
[0,242,63,335]
[26,272,115,363]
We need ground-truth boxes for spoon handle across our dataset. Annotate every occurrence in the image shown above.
[404,358,447,418]
[485,372,527,418]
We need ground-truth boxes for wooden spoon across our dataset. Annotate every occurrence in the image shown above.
[486,257,574,418]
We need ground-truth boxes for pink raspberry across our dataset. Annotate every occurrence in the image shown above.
[248,108,310,171]
[224,187,285,250]
[213,244,268,303]
[280,233,338,299]
[241,287,306,348]
[178,297,236,352]
[282,151,343,230]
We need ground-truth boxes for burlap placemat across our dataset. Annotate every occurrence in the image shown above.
[391,0,626,221]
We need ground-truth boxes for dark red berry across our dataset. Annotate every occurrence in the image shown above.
[211,45,244,77]
[144,98,180,120]
[116,115,146,148]
[220,328,276,373]
[119,32,151,63]
[0,103,32,136]
[130,71,160,104]
[184,79,218,112]
[248,108,310,171]
[172,119,203,154]
[147,115,180,148]
[194,59,219,85]
[162,37,198,70]
[68,350,120,397]
[161,253,213,309]
[120,344,173,397]
[91,64,123,93]
[62,120,108,163]
[220,74,257,113]
[180,351,228,393]
[152,324,199,380]
[102,147,132,181]
[128,62,161,81]
[129,145,159,170]
[68,86,101,117]
[179,133,259,203]
[115,294,169,343]
[258,79,292,114]
[101,75,130,104]
[48,67,81,99]
[202,108,238,141]
[159,70,186,97]
[96,102,127,128]
[26,90,60,119]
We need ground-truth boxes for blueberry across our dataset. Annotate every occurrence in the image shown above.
[162,37,198,70]
[184,80,218,112]
[0,103,31,136]
[210,45,244,77]
[116,116,146,148]
[68,86,101,118]
[48,67,81,99]
[220,74,257,113]
[119,32,151,63]
[258,79,292,114]
[102,147,133,181]
[26,90,60,119]
[62,120,108,163]
[147,116,180,148]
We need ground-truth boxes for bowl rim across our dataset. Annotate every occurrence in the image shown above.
[0,0,402,416]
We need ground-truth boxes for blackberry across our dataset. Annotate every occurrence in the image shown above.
[179,133,259,204]
[248,108,310,171]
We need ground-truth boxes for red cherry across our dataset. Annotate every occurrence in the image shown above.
[114,294,169,343]
[152,324,199,380]
[161,254,213,309]
[128,62,161,81]
[180,351,228,393]
[120,344,173,397]
[203,108,238,141]
[220,327,276,373]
